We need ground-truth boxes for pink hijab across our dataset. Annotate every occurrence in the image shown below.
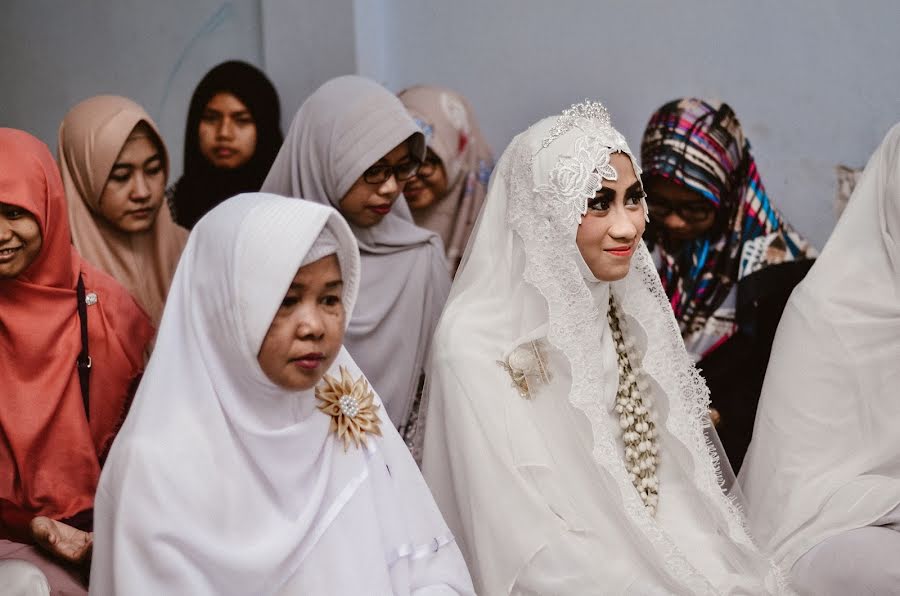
[58,95,188,325]
[398,85,494,271]
[0,128,153,540]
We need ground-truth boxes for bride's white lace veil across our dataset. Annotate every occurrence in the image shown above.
[423,101,786,593]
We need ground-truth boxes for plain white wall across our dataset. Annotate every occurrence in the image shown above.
[0,0,263,180]
[353,0,390,86]
[3,1,898,247]
[376,0,900,248]
[261,0,358,127]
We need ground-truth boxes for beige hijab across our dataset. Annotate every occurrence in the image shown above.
[398,86,494,271]
[58,95,188,325]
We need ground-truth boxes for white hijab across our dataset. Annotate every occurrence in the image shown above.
[90,194,472,595]
[739,123,900,571]
[262,75,451,426]
[423,103,789,594]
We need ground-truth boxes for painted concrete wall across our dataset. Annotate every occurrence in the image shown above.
[0,0,263,180]
[261,0,358,127]
[376,0,900,248]
[4,0,898,247]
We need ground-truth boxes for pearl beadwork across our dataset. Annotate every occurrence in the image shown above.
[338,395,360,419]
[608,293,659,516]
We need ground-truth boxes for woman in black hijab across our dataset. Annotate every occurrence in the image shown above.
[169,61,283,228]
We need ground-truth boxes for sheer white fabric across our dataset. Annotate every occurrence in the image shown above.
[739,123,900,576]
[423,106,789,594]
[90,194,473,595]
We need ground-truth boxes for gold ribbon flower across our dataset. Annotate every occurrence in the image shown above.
[315,366,383,451]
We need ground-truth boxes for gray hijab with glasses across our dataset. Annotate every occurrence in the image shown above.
[262,75,451,430]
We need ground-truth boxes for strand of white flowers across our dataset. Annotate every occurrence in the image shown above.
[609,293,660,515]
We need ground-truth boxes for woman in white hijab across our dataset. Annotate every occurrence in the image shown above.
[423,101,790,594]
[89,194,473,595]
[262,76,451,449]
[739,124,900,594]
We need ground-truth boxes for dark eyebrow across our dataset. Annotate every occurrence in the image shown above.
[595,186,615,197]
[627,181,645,194]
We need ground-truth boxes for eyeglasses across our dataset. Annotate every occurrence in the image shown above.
[362,160,421,185]
[646,196,715,223]
[416,154,442,178]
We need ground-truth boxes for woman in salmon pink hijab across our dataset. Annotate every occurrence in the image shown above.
[0,128,153,594]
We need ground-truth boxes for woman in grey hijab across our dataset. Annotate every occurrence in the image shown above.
[262,75,451,455]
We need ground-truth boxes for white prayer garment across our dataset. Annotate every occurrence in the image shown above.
[89,194,473,596]
[740,123,900,592]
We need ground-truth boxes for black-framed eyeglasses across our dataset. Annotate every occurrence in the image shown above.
[362,160,421,185]
[646,196,715,223]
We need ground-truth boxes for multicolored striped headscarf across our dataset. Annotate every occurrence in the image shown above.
[641,98,815,347]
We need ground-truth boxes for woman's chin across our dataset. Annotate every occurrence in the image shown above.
[405,191,435,211]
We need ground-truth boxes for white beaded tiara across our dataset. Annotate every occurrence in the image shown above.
[541,100,612,148]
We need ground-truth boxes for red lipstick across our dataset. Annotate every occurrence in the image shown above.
[605,245,634,257]
[368,204,392,216]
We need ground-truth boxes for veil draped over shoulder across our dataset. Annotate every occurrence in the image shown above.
[423,103,789,594]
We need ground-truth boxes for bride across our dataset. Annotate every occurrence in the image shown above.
[422,101,790,594]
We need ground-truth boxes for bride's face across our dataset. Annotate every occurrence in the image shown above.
[576,152,646,281]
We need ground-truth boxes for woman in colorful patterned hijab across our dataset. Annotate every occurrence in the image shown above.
[641,98,816,470]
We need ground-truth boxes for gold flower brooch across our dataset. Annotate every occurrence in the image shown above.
[316,366,383,451]
[497,339,551,399]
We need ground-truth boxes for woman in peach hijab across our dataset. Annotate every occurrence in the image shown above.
[58,95,188,325]
[398,85,494,273]
[0,128,153,594]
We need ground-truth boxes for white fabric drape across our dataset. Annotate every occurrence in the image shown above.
[90,193,472,595]
[261,75,451,427]
[739,123,900,573]
[423,107,789,594]
[0,561,50,596]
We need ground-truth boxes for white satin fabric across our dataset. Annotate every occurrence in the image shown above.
[739,123,900,578]
[262,76,451,427]
[423,107,789,594]
[90,194,472,595]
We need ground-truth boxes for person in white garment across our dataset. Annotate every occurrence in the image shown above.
[739,123,900,595]
[89,193,473,595]
[422,101,791,595]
